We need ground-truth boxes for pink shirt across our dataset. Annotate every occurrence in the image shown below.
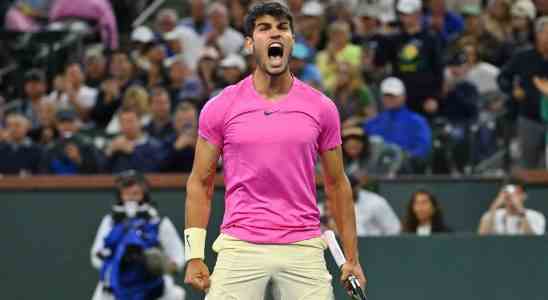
[49,0,118,49]
[199,75,341,244]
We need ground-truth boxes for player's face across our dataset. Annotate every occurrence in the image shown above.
[247,15,294,76]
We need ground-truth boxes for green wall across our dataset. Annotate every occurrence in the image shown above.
[2,180,548,299]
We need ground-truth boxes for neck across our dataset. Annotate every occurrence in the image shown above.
[30,95,42,103]
[405,24,421,35]
[127,132,142,141]
[252,69,293,100]
[418,220,431,226]
[153,115,170,126]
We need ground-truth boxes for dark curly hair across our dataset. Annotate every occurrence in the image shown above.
[403,189,451,233]
[243,1,294,38]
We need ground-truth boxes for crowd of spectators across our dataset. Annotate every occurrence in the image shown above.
[2,0,548,177]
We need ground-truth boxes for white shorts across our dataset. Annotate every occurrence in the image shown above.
[205,234,334,300]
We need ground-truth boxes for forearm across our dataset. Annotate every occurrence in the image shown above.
[185,172,214,229]
[326,179,359,263]
[478,208,497,235]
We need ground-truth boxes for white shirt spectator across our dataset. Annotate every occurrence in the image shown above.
[466,62,500,95]
[355,189,401,236]
[90,214,185,300]
[212,27,244,56]
[482,208,546,235]
[47,85,98,110]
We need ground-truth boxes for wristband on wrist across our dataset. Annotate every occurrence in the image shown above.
[184,227,207,261]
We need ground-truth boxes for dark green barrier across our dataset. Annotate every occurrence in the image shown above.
[2,184,547,299]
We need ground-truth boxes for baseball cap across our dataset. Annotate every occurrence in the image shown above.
[131,26,154,43]
[116,169,148,188]
[342,126,365,140]
[301,1,324,17]
[397,0,422,14]
[291,43,309,60]
[220,54,246,72]
[447,51,468,66]
[461,4,482,17]
[380,77,406,96]
[511,0,536,20]
[357,4,380,19]
[24,69,46,82]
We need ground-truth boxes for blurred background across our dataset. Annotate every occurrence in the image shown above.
[1,0,548,299]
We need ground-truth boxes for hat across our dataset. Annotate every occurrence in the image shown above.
[164,28,182,41]
[447,51,468,66]
[56,109,78,121]
[511,0,536,20]
[397,0,422,14]
[115,169,148,189]
[357,4,380,19]
[24,69,45,82]
[301,1,324,17]
[461,4,482,17]
[380,77,406,96]
[131,26,154,43]
[342,126,365,140]
[291,43,309,60]
[200,46,220,60]
[220,54,246,72]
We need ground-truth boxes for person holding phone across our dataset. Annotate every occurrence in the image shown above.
[478,181,545,235]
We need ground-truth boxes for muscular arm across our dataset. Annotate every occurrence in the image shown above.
[320,146,359,263]
[185,137,220,230]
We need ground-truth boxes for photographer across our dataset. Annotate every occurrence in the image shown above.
[478,182,545,235]
[90,170,185,300]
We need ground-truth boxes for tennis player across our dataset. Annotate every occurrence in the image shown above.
[184,2,366,299]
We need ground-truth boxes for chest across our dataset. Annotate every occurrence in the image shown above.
[224,109,321,147]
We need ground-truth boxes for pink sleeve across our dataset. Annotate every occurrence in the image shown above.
[198,96,225,148]
[99,1,119,49]
[318,98,342,153]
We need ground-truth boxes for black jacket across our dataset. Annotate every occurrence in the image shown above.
[0,139,43,174]
[497,48,548,122]
[375,29,445,113]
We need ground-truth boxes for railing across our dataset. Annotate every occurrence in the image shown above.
[0,170,547,190]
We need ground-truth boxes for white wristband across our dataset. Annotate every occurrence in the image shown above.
[184,228,207,261]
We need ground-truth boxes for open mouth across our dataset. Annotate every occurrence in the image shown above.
[267,42,284,67]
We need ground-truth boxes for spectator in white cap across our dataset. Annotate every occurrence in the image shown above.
[204,2,245,56]
[503,0,537,57]
[364,77,432,174]
[163,25,205,71]
[295,1,325,62]
[218,53,247,87]
[374,0,444,118]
